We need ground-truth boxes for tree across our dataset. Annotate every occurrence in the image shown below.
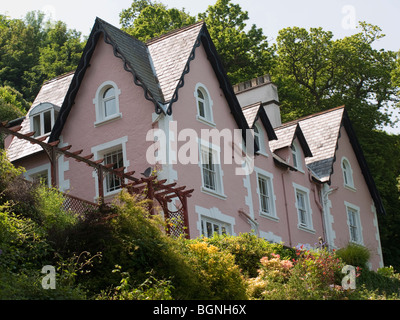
[272,23,399,136]
[0,12,85,102]
[120,0,195,41]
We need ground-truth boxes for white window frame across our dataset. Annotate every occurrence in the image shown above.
[29,102,60,138]
[198,139,226,200]
[254,123,268,157]
[341,157,356,191]
[194,83,215,127]
[91,137,129,200]
[93,80,122,127]
[293,183,314,233]
[24,163,51,187]
[291,140,303,171]
[200,216,232,237]
[255,168,277,221]
[345,201,363,245]
[196,205,235,237]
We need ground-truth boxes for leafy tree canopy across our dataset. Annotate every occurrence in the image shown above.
[0,11,85,102]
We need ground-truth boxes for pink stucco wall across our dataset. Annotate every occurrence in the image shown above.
[59,34,156,202]
[329,128,383,269]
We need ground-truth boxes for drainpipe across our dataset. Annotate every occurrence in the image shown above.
[281,169,292,247]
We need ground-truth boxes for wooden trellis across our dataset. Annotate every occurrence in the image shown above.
[1,121,193,238]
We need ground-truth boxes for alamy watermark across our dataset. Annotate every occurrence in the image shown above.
[145,121,256,175]
[341,5,357,30]
[41,265,56,290]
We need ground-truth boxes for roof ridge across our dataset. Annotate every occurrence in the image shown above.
[279,105,345,128]
[146,21,205,45]
[43,71,75,85]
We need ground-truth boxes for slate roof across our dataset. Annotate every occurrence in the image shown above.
[147,21,205,103]
[98,18,164,104]
[242,102,261,128]
[6,72,74,162]
[269,106,344,182]
[299,106,344,182]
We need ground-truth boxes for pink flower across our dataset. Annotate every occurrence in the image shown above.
[280,260,294,270]
[271,253,280,259]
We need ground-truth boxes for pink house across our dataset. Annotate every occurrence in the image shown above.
[4,18,384,270]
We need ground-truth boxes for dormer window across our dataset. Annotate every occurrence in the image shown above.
[291,140,302,171]
[29,102,60,137]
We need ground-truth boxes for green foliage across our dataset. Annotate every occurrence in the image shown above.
[336,243,371,269]
[181,239,248,300]
[201,232,295,277]
[120,0,195,41]
[0,11,85,102]
[97,267,174,300]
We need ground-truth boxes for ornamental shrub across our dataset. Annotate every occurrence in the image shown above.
[336,242,371,269]
[182,239,248,299]
[204,233,296,277]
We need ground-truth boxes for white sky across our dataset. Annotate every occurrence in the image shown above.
[2,0,400,132]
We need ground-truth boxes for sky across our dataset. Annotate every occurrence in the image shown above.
[1,0,400,132]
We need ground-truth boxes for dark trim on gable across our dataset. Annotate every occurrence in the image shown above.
[257,106,278,141]
[294,124,313,158]
[341,109,386,215]
[50,18,162,142]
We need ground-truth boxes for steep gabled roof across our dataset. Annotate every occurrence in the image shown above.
[281,106,385,215]
[147,21,204,104]
[269,122,313,158]
[49,18,251,143]
[242,102,277,141]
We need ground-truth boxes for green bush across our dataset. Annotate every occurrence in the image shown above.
[181,239,248,300]
[203,233,296,277]
[336,243,371,269]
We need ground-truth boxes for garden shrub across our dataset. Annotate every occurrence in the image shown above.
[204,233,296,277]
[181,239,248,300]
[336,242,371,269]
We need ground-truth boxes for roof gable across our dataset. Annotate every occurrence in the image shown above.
[242,102,277,141]
[269,123,312,158]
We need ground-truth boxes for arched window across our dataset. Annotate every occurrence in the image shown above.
[291,141,302,170]
[93,81,121,126]
[253,123,267,155]
[342,158,355,189]
[103,87,116,117]
[195,84,214,126]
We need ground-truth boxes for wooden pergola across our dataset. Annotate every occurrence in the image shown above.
[1,121,193,238]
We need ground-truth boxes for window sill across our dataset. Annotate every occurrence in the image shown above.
[256,151,269,158]
[201,186,227,200]
[196,115,216,128]
[344,184,357,192]
[94,113,122,127]
[298,224,316,234]
[260,212,279,222]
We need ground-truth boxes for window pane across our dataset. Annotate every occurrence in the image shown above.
[206,221,213,238]
[258,177,270,213]
[104,99,116,117]
[103,87,115,99]
[43,111,52,134]
[297,192,307,226]
[202,149,216,190]
[33,115,41,137]
[198,100,205,118]
[104,149,123,193]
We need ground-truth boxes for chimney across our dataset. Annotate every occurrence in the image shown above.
[233,75,281,128]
